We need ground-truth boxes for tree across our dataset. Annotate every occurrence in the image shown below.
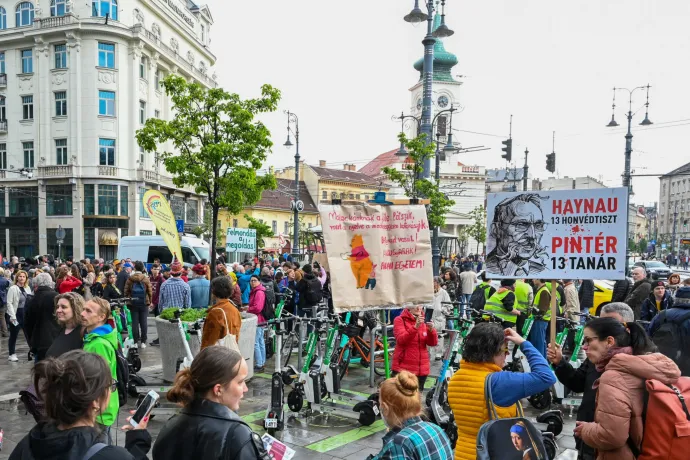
[244,214,273,255]
[468,206,487,255]
[192,206,224,243]
[382,133,455,228]
[137,75,280,277]
[637,238,648,254]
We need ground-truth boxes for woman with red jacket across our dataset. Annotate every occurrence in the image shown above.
[58,269,83,294]
[247,275,267,372]
[392,304,438,389]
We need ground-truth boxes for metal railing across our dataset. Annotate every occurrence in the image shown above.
[38,164,75,177]
[34,14,74,29]
[0,120,7,133]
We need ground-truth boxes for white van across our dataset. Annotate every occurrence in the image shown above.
[117,235,212,267]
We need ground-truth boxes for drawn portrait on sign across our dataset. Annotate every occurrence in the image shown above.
[486,193,549,277]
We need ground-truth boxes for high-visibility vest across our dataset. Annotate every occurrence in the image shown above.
[534,284,563,321]
[478,282,492,299]
[485,289,518,324]
[514,280,532,313]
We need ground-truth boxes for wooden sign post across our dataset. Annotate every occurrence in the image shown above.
[549,281,558,346]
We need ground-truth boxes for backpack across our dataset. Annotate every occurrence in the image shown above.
[130,281,147,308]
[469,284,489,311]
[476,374,548,459]
[650,310,690,376]
[106,340,129,407]
[260,280,276,321]
[304,277,323,305]
[72,283,86,297]
[19,383,45,423]
[627,377,690,459]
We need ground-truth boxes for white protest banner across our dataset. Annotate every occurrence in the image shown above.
[320,204,434,312]
[485,188,628,280]
[226,228,257,253]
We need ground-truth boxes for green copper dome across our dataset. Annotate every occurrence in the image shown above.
[413,13,458,82]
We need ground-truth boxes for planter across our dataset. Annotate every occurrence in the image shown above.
[155,312,258,383]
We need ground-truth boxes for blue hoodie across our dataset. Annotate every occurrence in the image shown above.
[237,267,259,304]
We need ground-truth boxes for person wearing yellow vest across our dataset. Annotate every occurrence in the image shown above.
[484,279,520,328]
[447,323,556,460]
[528,279,551,358]
[514,279,533,335]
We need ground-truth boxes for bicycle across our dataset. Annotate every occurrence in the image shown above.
[333,315,395,379]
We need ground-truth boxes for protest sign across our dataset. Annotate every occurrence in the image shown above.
[485,188,628,280]
[226,228,256,253]
[320,204,434,312]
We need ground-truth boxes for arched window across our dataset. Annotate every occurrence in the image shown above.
[15,2,34,27]
[50,0,66,17]
[92,0,118,21]
[0,7,7,29]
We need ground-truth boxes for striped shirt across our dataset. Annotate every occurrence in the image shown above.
[372,416,453,460]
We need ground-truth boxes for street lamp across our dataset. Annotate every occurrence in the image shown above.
[283,111,300,257]
[606,84,652,276]
[7,167,34,179]
[671,203,679,265]
[403,0,455,179]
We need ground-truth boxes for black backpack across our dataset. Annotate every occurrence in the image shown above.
[72,284,86,297]
[304,277,323,305]
[106,340,129,407]
[130,281,147,308]
[260,280,276,320]
[469,284,489,311]
[651,310,690,376]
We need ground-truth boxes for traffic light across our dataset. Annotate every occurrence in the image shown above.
[501,138,512,162]
[546,152,556,173]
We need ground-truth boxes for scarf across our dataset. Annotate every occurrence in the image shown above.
[592,346,633,388]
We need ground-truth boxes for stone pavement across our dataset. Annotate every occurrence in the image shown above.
[0,320,579,459]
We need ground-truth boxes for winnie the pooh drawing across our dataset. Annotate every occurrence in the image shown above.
[343,234,374,289]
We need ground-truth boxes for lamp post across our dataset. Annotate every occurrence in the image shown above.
[283,111,300,258]
[671,204,679,267]
[403,0,454,179]
[606,84,652,276]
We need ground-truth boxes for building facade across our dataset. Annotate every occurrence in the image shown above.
[658,161,690,254]
[0,0,215,260]
[538,175,606,191]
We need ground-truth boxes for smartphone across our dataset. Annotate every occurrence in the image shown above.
[130,390,159,428]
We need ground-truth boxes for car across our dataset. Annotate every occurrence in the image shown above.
[590,280,614,316]
[633,260,672,281]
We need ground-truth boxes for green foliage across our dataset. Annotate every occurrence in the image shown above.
[136,75,280,276]
[468,206,487,253]
[382,133,455,228]
[245,214,273,250]
[637,238,648,254]
[159,307,208,322]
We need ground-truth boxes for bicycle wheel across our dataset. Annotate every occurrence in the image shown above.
[336,343,352,380]
[373,347,393,376]
[281,333,295,365]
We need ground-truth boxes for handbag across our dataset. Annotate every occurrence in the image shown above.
[476,373,548,460]
[216,308,241,354]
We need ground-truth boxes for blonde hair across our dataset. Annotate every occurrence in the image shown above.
[378,371,422,428]
[87,297,111,320]
[295,269,303,282]
[14,270,29,286]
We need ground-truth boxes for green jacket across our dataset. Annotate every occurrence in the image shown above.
[83,323,119,426]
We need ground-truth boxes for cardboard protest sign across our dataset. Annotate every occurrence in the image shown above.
[485,188,628,280]
[320,204,434,312]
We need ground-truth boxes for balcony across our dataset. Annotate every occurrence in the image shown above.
[38,164,75,178]
[34,14,75,30]
[137,168,158,182]
[0,73,6,87]
[98,166,118,177]
[0,120,6,134]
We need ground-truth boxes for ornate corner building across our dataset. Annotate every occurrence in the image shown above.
[0,0,215,260]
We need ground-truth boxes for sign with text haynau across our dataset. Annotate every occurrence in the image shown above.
[320,204,434,312]
[226,228,256,253]
[485,188,628,280]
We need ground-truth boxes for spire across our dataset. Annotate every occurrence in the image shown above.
[413,10,459,82]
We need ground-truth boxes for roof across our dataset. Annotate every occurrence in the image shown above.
[249,178,318,213]
[310,166,380,186]
[413,14,459,83]
[662,161,690,178]
[358,149,401,177]
[486,168,524,183]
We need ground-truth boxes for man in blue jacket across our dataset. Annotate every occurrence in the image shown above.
[237,264,259,306]
[648,282,690,376]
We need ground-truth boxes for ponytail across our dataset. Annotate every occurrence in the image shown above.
[625,321,657,355]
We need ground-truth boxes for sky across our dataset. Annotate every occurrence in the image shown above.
[205,0,690,207]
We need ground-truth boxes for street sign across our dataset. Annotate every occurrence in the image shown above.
[650,240,656,245]
[296,200,304,212]
[55,226,66,240]
[226,227,256,253]
[662,244,667,249]
[176,220,185,233]
[56,239,64,245]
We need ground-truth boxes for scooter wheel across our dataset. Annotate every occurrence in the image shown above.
[358,404,376,426]
[543,436,558,460]
[425,386,435,407]
[287,390,303,412]
[541,414,563,436]
[132,356,142,373]
[529,390,552,410]
[128,381,139,398]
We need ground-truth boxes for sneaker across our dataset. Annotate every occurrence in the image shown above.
[8,354,18,362]
[140,343,147,349]
[254,366,265,373]
[150,339,160,347]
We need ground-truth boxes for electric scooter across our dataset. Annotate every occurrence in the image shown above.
[110,298,147,396]
[262,312,294,435]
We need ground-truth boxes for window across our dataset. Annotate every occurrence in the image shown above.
[55,139,67,165]
[308,222,312,228]
[9,187,37,217]
[322,190,327,200]
[154,68,160,88]
[0,52,5,73]
[84,228,95,259]
[0,8,6,30]
[92,0,118,21]
[272,220,277,235]
[154,109,160,118]
[139,100,146,124]
[365,195,369,201]
[21,49,33,73]
[50,0,66,17]
[0,143,6,170]
[16,2,34,27]
[140,230,152,236]
[232,218,238,228]
[200,24,206,43]
[22,96,33,120]
[97,42,115,68]
[23,141,34,168]
[284,221,289,235]
[139,188,148,218]
[84,184,95,214]
[139,145,144,164]
[54,44,67,69]
[99,138,115,165]
[98,184,117,215]
[98,91,115,116]
[0,97,5,121]
[186,199,199,223]
[120,185,128,216]
[55,91,67,116]
[139,56,147,79]
[46,185,72,216]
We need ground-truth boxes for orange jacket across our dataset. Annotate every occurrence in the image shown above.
[201,299,242,349]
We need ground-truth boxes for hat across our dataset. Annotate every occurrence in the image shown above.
[170,257,183,274]
[123,262,134,269]
[192,263,206,275]
[675,286,690,304]
[652,280,666,289]
[113,259,121,265]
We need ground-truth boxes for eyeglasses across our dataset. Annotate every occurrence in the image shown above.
[500,346,509,354]
[582,336,600,347]
[110,380,118,392]
[508,221,546,232]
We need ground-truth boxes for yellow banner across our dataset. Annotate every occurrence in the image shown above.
[142,190,183,265]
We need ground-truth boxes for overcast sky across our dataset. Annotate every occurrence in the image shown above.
[206,0,690,206]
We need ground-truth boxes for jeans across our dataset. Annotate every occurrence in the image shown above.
[462,293,472,316]
[528,320,548,358]
[365,278,376,289]
[7,308,25,356]
[254,326,266,368]
[129,305,148,344]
